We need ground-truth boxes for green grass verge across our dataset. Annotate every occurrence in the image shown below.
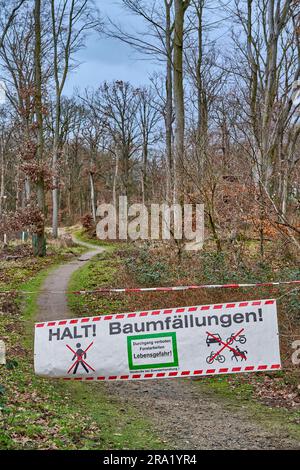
[0,238,166,450]
[73,229,119,251]
[68,251,131,316]
[20,263,64,350]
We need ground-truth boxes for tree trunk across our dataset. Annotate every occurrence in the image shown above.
[165,0,174,202]
[195,0,207,174]
[89,172,96,223]
[33,0,46,257]
[173,0,189,203]
[0,141,4,217]
[113,152,119,208]
[52,110,60,238]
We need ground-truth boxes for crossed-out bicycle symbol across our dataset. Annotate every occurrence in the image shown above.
[205,329,248,364]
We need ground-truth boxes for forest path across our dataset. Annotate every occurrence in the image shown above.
[105,378,300,450]
[37,236,104,322]
[35,236,300,450]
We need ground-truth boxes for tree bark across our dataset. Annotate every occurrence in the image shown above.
[173,0,190,203]
[33,0,46,256]
[0,140,4,217]
[165,0,174,202]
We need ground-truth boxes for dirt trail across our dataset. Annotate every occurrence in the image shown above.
[37,237,104,321]
[36,237,300,450]
[106,379,300,450]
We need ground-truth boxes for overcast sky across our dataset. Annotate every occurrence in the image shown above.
[64,0,159,96]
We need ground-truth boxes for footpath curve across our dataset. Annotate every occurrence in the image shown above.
[37,237,104,322]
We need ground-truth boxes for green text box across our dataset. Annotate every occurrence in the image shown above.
[127,332,178,370]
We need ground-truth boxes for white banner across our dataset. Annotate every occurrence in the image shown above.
[34,299,281,381]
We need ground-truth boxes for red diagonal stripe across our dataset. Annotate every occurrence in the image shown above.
[207,329,246,362]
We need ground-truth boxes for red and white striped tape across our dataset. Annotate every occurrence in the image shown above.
[62,364,281,382]
[74,280,300,295]
[35,299,275,328]
[3,279,299,296]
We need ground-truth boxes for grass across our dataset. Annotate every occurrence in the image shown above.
[20,263,65,349]
[68,250,132,316]
[2,233,299,449]
[67,237,300,444]
[0,237,166,450]
[73,229,120,251]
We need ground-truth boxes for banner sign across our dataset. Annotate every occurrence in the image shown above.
[34,299,281,381]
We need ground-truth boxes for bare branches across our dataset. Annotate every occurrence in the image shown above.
[0,0,27,50]
[105,0,173,60]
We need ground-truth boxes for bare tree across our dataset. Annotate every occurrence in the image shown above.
[0,5,36,209]
[80,92,105,222]
[229,0,300,254]
[33,0,46,256]
[173,0,190,202]
[0,0,27,50]
[95,81,141,201]
[50,0,100,238]
[106,0,176,201]
[137,87,161,204]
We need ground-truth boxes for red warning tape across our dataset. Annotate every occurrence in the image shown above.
[62,364,281,381]
[35,299,275,328]
[73,279,300,295]
[1,280,300,296]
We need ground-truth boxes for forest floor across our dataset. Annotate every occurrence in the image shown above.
[0,238,165,449]
[1,230,300,449]
[68,232,300,450]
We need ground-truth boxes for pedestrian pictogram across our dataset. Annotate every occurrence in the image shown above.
[205,329,248,364]
[66,342,95,374]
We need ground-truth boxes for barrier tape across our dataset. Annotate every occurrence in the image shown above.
[62,364,282,381]
[35,299,276,328]
[0,280,299,296]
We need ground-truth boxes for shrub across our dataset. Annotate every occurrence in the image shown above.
[81,213,94,231]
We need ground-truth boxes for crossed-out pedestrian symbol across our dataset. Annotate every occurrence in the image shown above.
[66,342,95,374]
[206,328,247,363]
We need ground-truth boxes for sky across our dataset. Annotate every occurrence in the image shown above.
[64,0,159,96]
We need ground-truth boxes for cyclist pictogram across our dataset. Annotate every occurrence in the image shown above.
[206,350,225,364]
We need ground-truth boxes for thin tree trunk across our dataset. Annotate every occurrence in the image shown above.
[52,123,59,238]
[113,152,119,208]
[0,142,4,216]
[89,172,96,223]
[165,0,174,202]
[33,0,46,256]
[173,0,189,203]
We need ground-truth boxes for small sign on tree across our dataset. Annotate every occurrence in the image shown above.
[0,340,6,365]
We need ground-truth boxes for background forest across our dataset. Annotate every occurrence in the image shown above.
[1,1,300,451]
[0,0,299,258]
